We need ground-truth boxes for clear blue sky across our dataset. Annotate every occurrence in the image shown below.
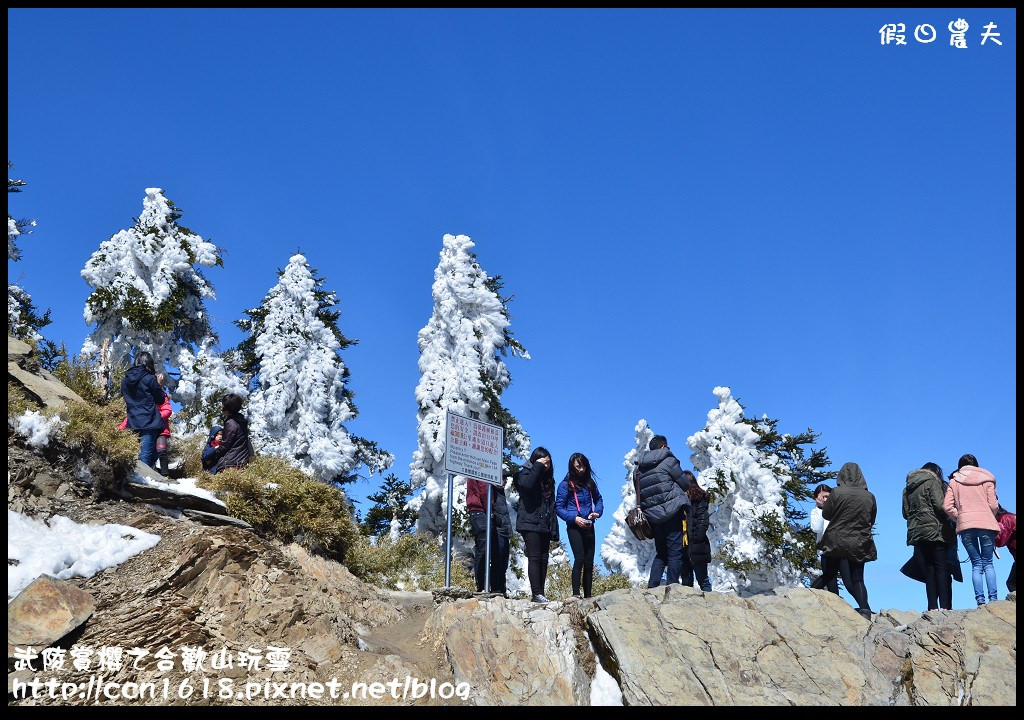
[8,9,1016,612]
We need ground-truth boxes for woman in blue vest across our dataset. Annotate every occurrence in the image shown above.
[556,453,604,598]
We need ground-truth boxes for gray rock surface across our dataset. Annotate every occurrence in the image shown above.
[8,576,96,657]
[583,585,1016,706]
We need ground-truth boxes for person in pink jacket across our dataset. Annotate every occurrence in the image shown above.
[943,453,1000,606]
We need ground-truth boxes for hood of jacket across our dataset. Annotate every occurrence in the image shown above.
[207,425,223,441]
[905,468,940,492]
[837,462,867,489]
[952,465,996,487]
[638,447,671,472]
[123,365,152,389]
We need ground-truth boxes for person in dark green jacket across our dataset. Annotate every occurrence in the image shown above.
[818,462,877,619]
[903,464,956,610]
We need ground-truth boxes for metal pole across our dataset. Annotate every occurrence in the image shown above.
[484,483,493,593]
[445,473,454,587]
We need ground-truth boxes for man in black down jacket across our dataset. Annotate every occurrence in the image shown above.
[634,435,691,588]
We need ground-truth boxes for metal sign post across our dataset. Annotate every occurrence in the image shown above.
[443,411,504,589]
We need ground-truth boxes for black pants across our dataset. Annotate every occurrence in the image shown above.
[565,524,596,597]
[521,531,551,597]
[469,511,509,593]
[648,508,685,588]
[680,543,695,587]
[1007,558,1016,593]
[914,541,953,610]
[810,554,842,594]
[818,556,870,611]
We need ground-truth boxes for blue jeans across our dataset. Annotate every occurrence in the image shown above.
[960,528,998,603]
[648,507,685,588]
[136,430,160,469]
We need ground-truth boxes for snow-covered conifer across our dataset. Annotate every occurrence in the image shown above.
[7,163,49,341]
[80,188,227,423]
[241,253,392,484]
[408,234,530,536]
[685,386,804,595]
[8,162,36,262]
[600,419,658,585]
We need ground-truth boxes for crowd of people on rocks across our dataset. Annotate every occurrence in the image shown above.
[472,435,1014,613]
[118,350,1013,612]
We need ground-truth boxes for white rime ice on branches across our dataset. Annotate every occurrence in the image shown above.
[408,234,530,536]
[80,188,231,427]
[600,419,657,585]
[247,254,391,484]
[686,386,802,595]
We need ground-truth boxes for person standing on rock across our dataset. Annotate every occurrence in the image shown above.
[902,463,955,610]
[682,471,712,592]
[467,475,512,596]
[120,351,166,469]
[817,462,876,619]
[943,454,1000,607]
[555,452,604,599]
[514,447,559,603]
[809,484,843,595]
[633,435,690,588]
[994,504,1016,596]
[210,393,254,474]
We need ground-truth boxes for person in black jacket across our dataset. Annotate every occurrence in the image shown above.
[211,394,254,473]
[120,351,166,469]
[514,447,559,602]
[683,471,713,592]
[634,435,691,588]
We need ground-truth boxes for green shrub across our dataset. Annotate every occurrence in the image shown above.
[58,398,139,487]
[345,533,475,591]
[7,382,36,419]
[198,456,361,561]
[175,432,208,479]
[48,346,108,406]
[592,567,632,595]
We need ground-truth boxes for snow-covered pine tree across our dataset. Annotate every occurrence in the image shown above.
[408,233,531,537]
[600,419,658,585]
[7,163,49,342]
[239,253,392,484]
[685,386,814,595]
[742,414,837,583]
[80,188,238,424]
[8,162,35,262]
[360,473,417,540]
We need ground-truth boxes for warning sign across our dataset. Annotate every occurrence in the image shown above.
[444,411,504,485]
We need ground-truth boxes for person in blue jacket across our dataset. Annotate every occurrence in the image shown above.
[556,452,604,598]
[120,351,167,468]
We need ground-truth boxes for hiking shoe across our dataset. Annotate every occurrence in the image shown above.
[532,594,550,603]
[856,608,873,620]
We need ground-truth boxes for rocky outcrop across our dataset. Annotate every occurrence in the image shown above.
[8,336,85,410]
[424,597,594,705]
[8,577,96,658]
[428,585,1016,706]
